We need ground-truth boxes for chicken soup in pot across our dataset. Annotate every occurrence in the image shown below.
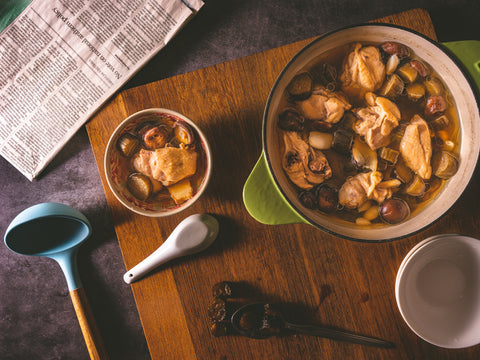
[275,41,460,226]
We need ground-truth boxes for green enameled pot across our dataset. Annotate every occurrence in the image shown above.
[243,24,480,242]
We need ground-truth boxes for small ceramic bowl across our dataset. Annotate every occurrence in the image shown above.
[395,234,480,348]
[104,108,212,217]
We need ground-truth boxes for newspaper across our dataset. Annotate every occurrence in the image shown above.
[0,0,204,181]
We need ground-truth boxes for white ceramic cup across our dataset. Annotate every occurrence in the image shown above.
[395,234,480,348]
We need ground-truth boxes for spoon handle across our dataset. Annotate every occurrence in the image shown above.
[123,243,177,284]
[284,322,394,348]
[70,287,109,359]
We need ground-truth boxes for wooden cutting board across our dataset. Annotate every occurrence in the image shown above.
[86,8,480,360]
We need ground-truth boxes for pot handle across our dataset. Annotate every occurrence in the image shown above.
[442,40,480,93]
[243,152,307,225]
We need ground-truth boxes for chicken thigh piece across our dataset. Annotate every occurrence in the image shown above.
[399,114,432,179]
[339,171,392,209]
[281,131,332,190]
[132,147,198,186]
[297,86,351,124]
[353,93,401,150]
[340,43,385,99]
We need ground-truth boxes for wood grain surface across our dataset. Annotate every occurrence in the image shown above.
[70,287,110,360]
[86,8,480,360]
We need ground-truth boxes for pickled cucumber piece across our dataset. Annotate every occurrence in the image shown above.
[117,133,140,157]
[392,123,408,143]
[431,115,450,130]
[424,76,444,96]
[127,173,152,200]
[379,74,404,98]
[405,175,426,196]
[406,82,425,101]
[379,147,399,164]
[394,162,414,183]
[397,63,418,83]
[332,129,354,155]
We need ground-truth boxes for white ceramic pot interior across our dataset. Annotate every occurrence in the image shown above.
[264,25,480,241]
[395,235,480,348]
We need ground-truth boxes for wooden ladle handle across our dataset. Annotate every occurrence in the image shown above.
[70,287,109,360]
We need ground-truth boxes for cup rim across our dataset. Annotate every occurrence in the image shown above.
[395,234,480,348]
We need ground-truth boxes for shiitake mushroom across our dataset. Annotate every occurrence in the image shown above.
[298,185,339,213]
[315,184,338,214]
[143,125,170,149]
[117,133,140,157]
[278,109,305,132]
[127,173,152,200]
[298,191,317,209]
[174,122,195,146]
[286,72,313,100]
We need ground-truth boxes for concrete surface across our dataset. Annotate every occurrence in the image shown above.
[1,0,479,359]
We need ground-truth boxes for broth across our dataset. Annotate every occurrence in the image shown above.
[275,42,460,226]
[115,113,207,208]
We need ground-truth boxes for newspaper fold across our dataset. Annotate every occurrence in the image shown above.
[0,0,203,180]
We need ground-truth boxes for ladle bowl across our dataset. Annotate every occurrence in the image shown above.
[4,203,109,360]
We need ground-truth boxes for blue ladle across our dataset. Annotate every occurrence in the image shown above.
[4,203,109,360]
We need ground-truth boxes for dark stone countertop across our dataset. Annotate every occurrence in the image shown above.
[1,1,479,359]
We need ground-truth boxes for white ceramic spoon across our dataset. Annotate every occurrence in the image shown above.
[123,213,219,284]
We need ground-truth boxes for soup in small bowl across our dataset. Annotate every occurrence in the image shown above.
[105,108,212,217]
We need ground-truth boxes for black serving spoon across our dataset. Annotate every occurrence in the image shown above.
[231,303,394,348]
